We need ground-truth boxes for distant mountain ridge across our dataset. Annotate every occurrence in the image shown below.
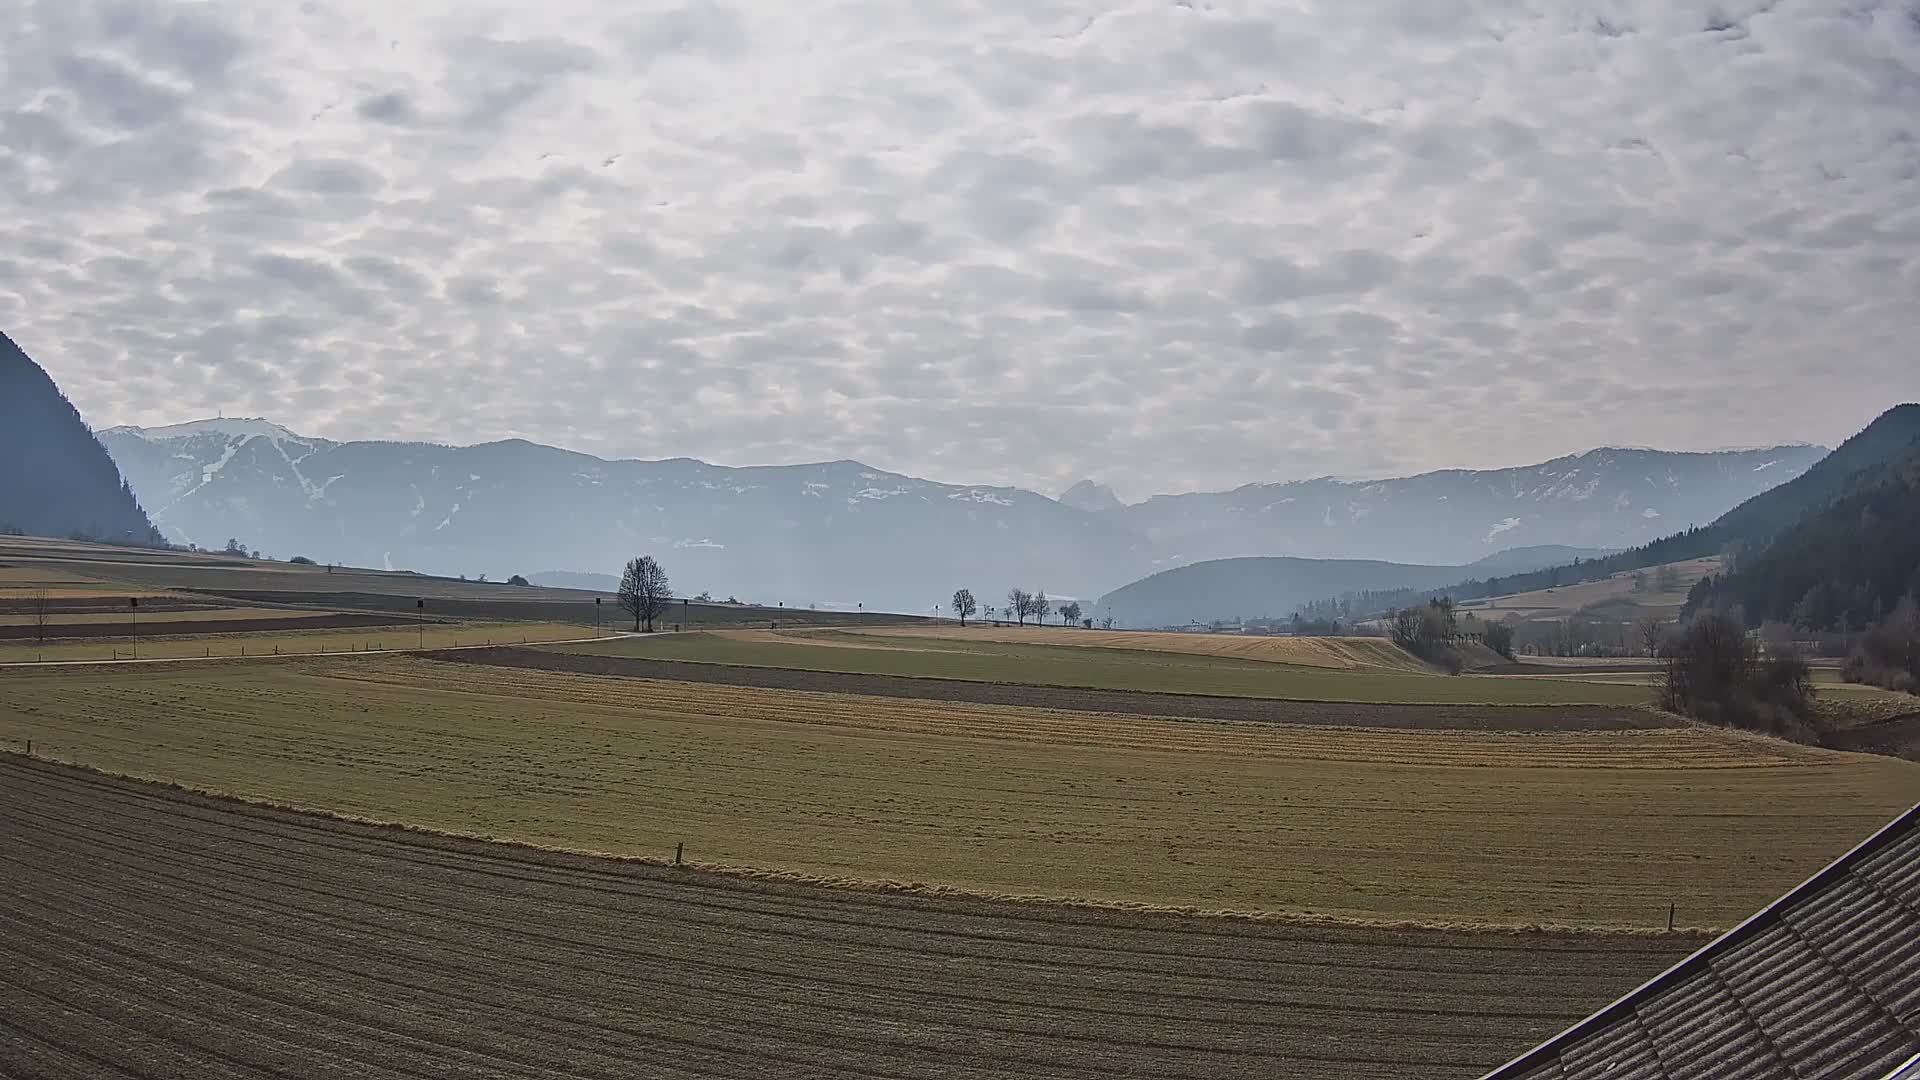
[1059,479,1125,513]
[100,418,1824,612]
[0,331,163,545]
[1113,445,1826,565]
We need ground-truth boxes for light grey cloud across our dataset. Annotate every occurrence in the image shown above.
[3,0,1919,501]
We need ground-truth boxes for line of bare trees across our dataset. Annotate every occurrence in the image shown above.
[950,588,1084,627]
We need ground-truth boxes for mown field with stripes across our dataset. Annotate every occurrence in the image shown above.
[5,654,1913,928]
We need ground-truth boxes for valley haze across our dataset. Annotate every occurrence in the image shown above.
[103,417,1823,617]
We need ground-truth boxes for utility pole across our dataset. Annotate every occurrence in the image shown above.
[129,597,139,659]
[416,598,425,649]
[595,596,602,632]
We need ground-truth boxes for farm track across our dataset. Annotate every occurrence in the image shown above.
[446,646,1676,731]
[0,756,1697,1080]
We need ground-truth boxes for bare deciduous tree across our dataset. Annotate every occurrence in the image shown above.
[1007,588,1031,627]
[951,588,977,626]
[1059,600,1083,626]
[1638,614,1667,657]
[1484,619,1515,659]
[618,555,672,632]
[1031,590,1051,626]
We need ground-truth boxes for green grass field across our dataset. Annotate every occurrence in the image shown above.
[543,630,1658,706]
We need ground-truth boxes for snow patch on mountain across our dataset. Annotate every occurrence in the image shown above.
[109,417,302,443]
[1485,516,1522,541]
[950,490,1014,506]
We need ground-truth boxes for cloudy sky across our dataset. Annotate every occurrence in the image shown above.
[4,0,1918,499]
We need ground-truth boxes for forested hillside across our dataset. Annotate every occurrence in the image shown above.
[1685,438,1920,631]
[0,331,164,545]
[1353,405,1920,618]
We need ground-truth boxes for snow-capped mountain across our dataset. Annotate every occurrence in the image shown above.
[99,420,1144,610]
[1111,445,1830,567]
[99,419,1825,611]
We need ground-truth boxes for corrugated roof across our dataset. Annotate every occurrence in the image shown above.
[1485,804,1920,1080]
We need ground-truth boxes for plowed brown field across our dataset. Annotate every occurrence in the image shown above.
[0,756,1699,1080]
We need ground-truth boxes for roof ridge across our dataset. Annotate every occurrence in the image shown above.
[1482,803,1920,1078]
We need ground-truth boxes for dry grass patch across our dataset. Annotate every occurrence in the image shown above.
[4,655,1913,929]
[862,625,1435,671]
[0,605,341,628]
[0,621,600,663]
[1457,558,1721,620]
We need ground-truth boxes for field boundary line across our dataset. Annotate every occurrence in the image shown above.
[0,753,1717,938]
[0,631,634,669]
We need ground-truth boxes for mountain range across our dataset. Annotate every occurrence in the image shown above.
[1,331,161,546]
[98,415,1826,613]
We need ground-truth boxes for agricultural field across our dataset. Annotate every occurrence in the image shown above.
[0,757,1703,1080]
[0,535,922,631]
[545,628,1656,706]
[0,535,919,663]
[4,655,1914,928]
[861,625,1443,671]
[1455,557,1722,621]
[0,621,596,664]
[0,605,348,628]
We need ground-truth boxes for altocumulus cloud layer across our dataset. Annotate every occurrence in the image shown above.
[3,0,1918,498]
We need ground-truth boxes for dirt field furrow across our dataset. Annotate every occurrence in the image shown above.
[0,756,1701,1080]
[0,775,1632,1047]
[0,759,1694,970]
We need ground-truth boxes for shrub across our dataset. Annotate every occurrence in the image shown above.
[1484,621,1515,660]
[289,555,315,565]
[1660,613,1819,741]
[1844,598,1920,696]
[507,574,531,587]
[1388,598,1464,674]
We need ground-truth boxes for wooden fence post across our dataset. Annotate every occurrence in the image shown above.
[1667,903,1675,931]
[675,842,684,866]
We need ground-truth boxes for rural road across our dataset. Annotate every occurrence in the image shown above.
[0,756,1694,1080]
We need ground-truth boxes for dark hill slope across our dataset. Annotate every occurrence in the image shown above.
[1096,556,1469,627]
[0,331,163,545]
[1686,435,1920,630]
[1416,405,1920,610]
